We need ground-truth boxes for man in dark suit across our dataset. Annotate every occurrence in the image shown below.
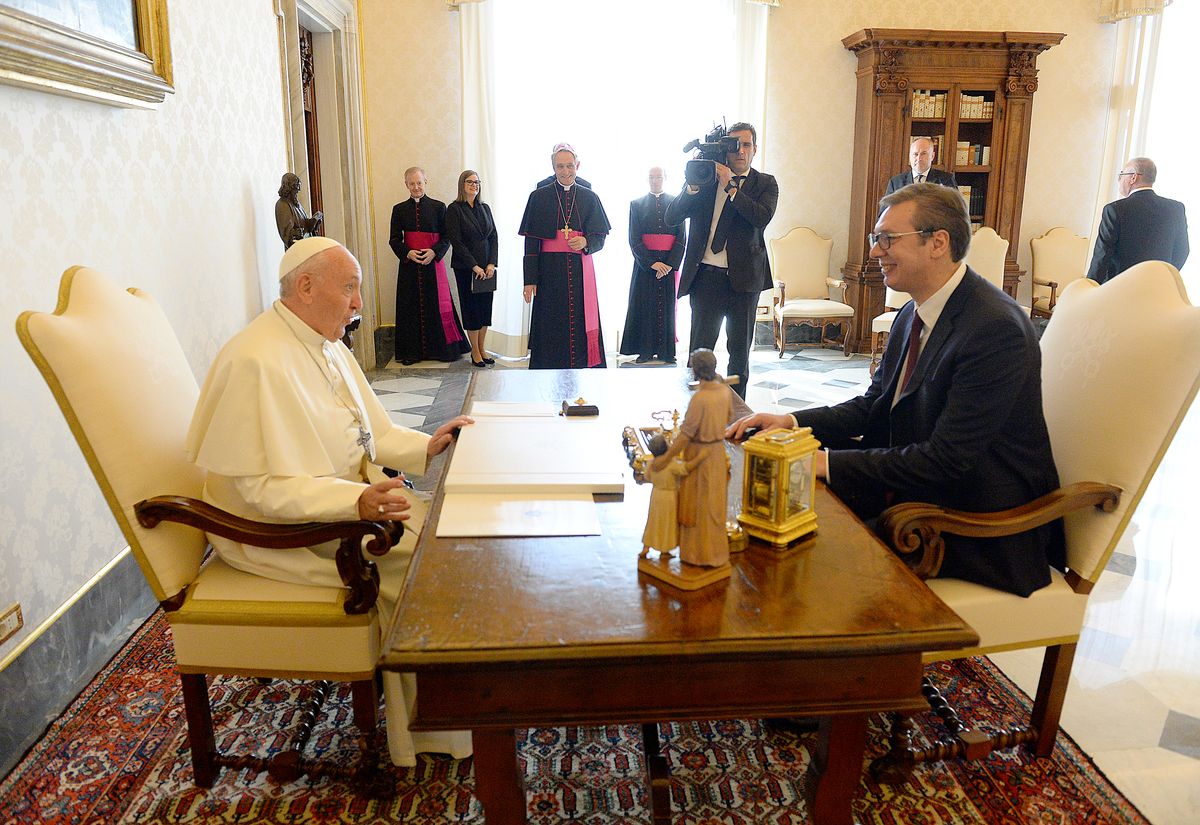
[1086,157,1189,284]
[666,122,778,398]
[884,136,956,195]
[729,183,1063,597]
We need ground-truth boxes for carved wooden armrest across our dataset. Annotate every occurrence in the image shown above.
[135,495,403,615]
[825,276,848,300]
[774,280,786,306]
[876,482,1121,579]
[1032,275,1059,310]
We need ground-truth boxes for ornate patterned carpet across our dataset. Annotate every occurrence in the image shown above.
[1,612,1147,824]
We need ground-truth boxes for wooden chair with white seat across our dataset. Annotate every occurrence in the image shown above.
[16,267,402,788]
[769,227,854,356]
[868,286,912,376]
[870,260,1200,781]
[1030,226,1090,319]
[963,226,1009,290]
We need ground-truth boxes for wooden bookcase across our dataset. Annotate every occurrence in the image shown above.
[839,29,1063,353]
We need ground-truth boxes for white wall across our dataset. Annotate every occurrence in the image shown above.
[0,0,288,659]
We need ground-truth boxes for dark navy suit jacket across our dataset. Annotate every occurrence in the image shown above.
[1086,188,1189,284]
[792,269,1064,597]
[664,167,779,297]
[885,167,957,195]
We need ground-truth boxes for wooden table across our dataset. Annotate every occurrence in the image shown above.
[380,369,977,825]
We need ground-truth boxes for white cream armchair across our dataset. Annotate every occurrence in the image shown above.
[1030,226,1089,319]
[769,227,854,356]
[17,267,401,787]
[964,226,1009,290]
[870,260,1200,780]
[868,287,912,376]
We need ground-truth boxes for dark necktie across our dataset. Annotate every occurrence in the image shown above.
[900,312,924,392]
[709,176,746,254]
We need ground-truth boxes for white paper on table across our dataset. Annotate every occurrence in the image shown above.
[469,401,559,417]
[445,415,626,494]
[435,493,601,537]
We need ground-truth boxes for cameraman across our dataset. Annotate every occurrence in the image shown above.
[666,122,777,398]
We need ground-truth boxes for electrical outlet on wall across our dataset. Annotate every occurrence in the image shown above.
[1,603,23,645]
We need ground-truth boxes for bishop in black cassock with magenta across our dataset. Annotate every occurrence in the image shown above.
[519,146,611,369]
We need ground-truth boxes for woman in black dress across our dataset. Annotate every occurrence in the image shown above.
[444,170,499,367]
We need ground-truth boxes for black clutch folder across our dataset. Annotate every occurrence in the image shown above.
[471,271,498,293]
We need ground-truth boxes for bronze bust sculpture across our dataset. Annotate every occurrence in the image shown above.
[275,172,323,248]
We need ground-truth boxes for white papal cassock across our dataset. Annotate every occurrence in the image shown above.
[184,300,472,767]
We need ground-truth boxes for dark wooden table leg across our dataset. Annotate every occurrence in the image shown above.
[641,722,672,825]
[811,714,869,825]
[472,729,526,825]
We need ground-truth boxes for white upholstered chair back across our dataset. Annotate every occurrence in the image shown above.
[770,226,835,299]
[884,287,911,310]
[965,226,1008,289]
[1030,227,1089,313]
[17,267,207,602]
[1039,261,1200,583]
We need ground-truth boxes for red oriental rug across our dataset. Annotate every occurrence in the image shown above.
[1,611,1147,824]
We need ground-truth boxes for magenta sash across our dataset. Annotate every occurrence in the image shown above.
[642,233,676,252]
[642,233,680,342]
[404,230,463,344]
[541,230,602,367]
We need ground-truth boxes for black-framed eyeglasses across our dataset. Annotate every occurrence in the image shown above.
[465,179,482,185]
[869,229,932,250]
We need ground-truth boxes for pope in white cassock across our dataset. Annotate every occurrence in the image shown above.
[184,236,474,767]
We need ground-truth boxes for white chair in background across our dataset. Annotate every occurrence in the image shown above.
[964,226,1009,290]
[868,287,912,375]
[1030,227,1090,319]
[769,227,854,356]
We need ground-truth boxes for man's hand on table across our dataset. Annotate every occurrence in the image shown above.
[428,414,474,457]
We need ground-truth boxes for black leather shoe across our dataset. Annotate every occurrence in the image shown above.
[482,356,496,365]
[472,359,487,368]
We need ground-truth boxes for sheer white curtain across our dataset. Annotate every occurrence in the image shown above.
[1087,12,1161,267]
[457,0,771,359]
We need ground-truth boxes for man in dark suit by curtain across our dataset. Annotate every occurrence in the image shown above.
[666,122,778,398]
[1086,157,1189,284]
[729,184,1063,597]
[884,136,957,195]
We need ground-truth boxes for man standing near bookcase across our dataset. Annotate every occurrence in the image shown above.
[1086,157,1189,284]
[885,137,957,195]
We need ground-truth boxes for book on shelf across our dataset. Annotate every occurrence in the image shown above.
[912,89,947,118]
[955,140,970,166]
[958,93,992,119]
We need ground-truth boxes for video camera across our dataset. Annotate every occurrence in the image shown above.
[682,121,740,187]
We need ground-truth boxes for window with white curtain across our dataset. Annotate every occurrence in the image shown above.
[487,0,744,352]
[1144,0,1196,293]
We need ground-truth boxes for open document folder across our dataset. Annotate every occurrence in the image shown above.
[436,402,624,537]
[443,402,626,494]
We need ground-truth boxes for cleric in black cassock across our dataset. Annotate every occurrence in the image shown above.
[620,167,686,363]
[519,146,611,369]
[389,167,469,365]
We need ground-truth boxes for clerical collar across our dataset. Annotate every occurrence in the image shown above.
[273,299,326,349]
[559,182,574,191]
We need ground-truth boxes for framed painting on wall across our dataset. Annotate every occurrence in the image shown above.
[0,0,173,107]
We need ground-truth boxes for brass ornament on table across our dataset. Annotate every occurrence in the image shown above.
[621,409,679,483]
[737,426,821,548]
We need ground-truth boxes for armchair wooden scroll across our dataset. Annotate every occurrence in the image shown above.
[1030,226,1089,319]
[769,227,854,355]
[16,267,402,787]
[870,260,1200,781]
